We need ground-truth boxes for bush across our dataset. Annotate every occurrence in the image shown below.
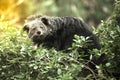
[0,0,119,79]
[97,21,120,79]
[0,21,111,80]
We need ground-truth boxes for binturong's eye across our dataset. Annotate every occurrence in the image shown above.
[23,25,29,33]
[40,26,44,29]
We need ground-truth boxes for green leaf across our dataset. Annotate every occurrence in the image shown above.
[34,65,38,69]
[14,73,25,79]
[57,69,62,75]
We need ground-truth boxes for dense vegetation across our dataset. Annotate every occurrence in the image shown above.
[0,0,120,80]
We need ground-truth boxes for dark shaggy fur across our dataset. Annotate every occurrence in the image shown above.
[23,15,101,51]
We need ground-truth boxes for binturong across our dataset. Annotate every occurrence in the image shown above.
[23,15,101,51]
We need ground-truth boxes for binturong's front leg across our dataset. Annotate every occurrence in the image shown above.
[30,42,38,50]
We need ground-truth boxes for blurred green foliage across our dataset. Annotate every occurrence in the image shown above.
[0,0,114,26]
[29,0,114,27]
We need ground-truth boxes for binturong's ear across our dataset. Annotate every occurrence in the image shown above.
[23,25,29,32]
[41,17,49,25]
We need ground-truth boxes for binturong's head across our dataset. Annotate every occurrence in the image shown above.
[23,15,52,44]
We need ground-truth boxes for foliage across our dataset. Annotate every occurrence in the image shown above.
[0,0,114,26]
[0,0,23,23]
[0,0,35,24]
[0,21,112,80]
[1,19,119,80]
[98,21,120,74]
[31,0,114,27]
[96,0,120,78]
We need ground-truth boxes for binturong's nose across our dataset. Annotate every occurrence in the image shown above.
[37,31,41,35]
